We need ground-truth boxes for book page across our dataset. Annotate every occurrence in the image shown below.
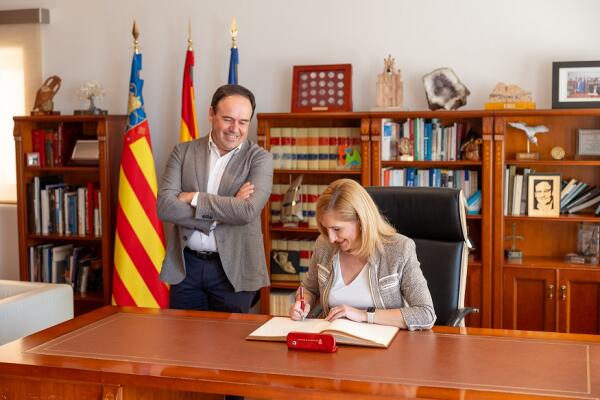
[325,318,399,347]
[247,317,331,340]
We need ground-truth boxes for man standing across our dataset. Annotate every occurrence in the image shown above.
[158,84,273,313]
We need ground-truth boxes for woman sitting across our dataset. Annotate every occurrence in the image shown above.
[289,179,436,330]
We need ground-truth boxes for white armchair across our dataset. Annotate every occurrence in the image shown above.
[0,280,73,345]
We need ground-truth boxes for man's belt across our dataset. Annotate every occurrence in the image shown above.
[185,247,220,260]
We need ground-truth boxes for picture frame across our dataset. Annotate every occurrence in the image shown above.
[527,174,561,217]
[552,61,600,109]
[291,64,352,113]
[26,152,40,167]
[576,129,600,158]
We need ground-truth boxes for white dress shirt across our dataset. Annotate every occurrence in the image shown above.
[186,135,242,252]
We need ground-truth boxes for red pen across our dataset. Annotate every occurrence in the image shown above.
[300,286,305,318]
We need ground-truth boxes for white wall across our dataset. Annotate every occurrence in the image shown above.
[0,0,595,176]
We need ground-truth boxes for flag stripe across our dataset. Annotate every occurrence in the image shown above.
[111,262,136,306]
[117,168,165,271]
[116,203,169,304]
[114,232,160,308]
[129,135,159,196]
[120,139,164,243]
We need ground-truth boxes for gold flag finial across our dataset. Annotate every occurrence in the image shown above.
[229,17,238,48]
[188,19,193,50]
[132,20,140,54]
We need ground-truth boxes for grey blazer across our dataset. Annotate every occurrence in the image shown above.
[157,136,273,292]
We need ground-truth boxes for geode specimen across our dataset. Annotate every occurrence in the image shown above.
[422,68,470,111]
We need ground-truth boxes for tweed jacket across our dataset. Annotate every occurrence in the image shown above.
[157,136,273,292]
[302,234,436,330]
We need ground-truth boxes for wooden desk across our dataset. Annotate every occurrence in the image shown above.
[0,306,598,399]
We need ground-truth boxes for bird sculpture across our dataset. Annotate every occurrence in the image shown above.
[508,121,549,145]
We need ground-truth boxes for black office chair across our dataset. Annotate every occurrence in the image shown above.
[366,186,479,327]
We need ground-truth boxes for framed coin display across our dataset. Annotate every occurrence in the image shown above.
[291,64,352,112]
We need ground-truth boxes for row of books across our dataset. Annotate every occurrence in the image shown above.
[271,184,329,227]
[269,289,296,317]
[560,178,600,214]
[28,244,102,293]
[380,168,479,199]
[28,176,101,237]
[381,118,469,161]
[31,126,73,167]
[270,238,314,282]
[270,127,362,170]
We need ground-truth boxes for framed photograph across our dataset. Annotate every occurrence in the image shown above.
[527,174,561,217]
[291,64,352,113]
[552,61,600,108]
[576,129,600,158]
[26,152,40,167]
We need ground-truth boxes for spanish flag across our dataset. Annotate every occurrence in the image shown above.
[112,23,169,308]
[179,44,198,142]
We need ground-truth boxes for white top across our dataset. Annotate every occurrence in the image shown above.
[186,135,242,252]
[327,252,374,309]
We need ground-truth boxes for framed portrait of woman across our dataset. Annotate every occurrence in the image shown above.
[527,174,561,217]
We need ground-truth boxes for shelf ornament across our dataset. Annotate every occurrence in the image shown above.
[281,175,304,227]
[508,121,549,160]
[75,82,107,115]
[374,54,403,110]
[422,67,470,111]
[31,75,62,115]
[504,222,523,262]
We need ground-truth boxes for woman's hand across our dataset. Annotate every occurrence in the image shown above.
[325,304,366,323]
[289,300,310,321]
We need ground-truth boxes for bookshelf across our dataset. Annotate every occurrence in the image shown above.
[369,111,494,327]
[256,112,371,315]
[13,115,126,316]
[493,109,600,333]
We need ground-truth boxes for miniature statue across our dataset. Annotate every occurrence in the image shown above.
[422,68,470,111]
[508,121,549,160]
[281,175,304,226]
[504,222,523,262]
[460,128,483,161]
[489,82,533,103]
[375,55,403,109]
[31,75,62,115]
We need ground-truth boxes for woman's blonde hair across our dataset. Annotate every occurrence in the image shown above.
[316,179,396,259]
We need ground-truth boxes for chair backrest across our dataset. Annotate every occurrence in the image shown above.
[366,186,469,326]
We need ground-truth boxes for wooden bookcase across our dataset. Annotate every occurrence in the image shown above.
[493,109,600,333]
[256,112,371,315]
[369,111,494,327]
[13,115,126,316]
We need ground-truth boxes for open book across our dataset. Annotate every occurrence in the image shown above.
[247,317,399,348]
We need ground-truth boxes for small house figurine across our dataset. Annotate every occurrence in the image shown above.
[375,55,403,110]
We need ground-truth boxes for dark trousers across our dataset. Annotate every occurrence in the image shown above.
[170,248,257,314]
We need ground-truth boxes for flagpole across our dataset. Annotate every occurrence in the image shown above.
[132,20,140,54]
[230,16,237,49]
[228,17,239,84]
[188,19,193,51]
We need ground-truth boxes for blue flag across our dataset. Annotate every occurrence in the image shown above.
[228,47,238,84]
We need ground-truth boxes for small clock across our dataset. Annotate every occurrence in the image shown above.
[551,146,566,160]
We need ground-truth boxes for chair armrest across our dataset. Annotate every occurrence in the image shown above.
[445,307,479,327]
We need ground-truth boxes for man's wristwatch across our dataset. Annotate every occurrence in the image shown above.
[366,307,376,324]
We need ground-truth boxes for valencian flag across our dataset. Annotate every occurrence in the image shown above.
[179,37,198,142]
[228,17,239,84]
[112,22,169,308]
